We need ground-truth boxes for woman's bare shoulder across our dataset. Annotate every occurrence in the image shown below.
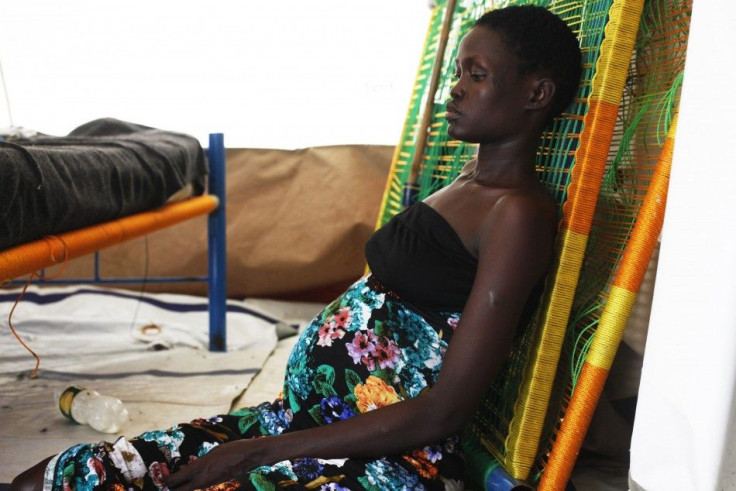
[485,184,556,232]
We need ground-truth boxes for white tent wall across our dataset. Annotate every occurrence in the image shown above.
[629,1,736,489]
[0,1,431,149]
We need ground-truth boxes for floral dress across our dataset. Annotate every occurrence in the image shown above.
[44,203,479,490]
[44,276,464,490]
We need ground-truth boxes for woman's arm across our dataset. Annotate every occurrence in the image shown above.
[166,193,555,490]
[429,192,555,423]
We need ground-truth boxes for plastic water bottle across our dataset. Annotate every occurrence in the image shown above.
[56,386,129,433]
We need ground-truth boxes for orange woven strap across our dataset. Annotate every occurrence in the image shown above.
[560,99,620,234]
[0,195,218,283]
[613,128,675,292]
[539,362,608,489]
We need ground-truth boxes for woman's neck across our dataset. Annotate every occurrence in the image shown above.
[471,136,541,188]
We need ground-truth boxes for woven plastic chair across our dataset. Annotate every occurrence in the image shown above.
[374,0,692,488]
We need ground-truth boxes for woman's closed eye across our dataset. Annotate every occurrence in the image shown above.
[452,69,487,82]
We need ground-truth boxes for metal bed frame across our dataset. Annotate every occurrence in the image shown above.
[8,133,228,351]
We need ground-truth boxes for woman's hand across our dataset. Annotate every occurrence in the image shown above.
[165,440,258,491]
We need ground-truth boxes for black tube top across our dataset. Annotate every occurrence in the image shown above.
[365,202,478,311]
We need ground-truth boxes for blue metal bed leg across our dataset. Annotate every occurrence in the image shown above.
[207,133,227,351]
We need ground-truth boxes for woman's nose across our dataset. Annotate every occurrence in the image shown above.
[450,80,464,100]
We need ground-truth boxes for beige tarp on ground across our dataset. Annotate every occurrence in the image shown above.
[58,145,393,301]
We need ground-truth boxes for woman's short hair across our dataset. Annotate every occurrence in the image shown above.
[475,5,583,119]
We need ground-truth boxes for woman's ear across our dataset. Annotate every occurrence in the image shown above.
[526,77,556,111]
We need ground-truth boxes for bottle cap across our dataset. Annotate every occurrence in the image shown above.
[58,385,83,420]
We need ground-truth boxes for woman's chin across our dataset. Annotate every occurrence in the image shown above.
[447,124,477,143]
[447,128,478,144]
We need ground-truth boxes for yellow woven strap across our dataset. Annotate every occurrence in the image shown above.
[0,195,218,282]
[373,4,444,231]
[591,1,645,106]
[586,285,639,368]
[503,229,588,476]
[503,0,647,479]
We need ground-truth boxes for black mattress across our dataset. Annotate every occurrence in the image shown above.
[0,118,208,251]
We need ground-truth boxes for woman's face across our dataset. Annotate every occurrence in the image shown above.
[445,27,535,144]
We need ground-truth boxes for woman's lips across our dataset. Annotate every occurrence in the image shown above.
[445,102,461,121]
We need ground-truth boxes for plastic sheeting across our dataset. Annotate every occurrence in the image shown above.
[629,3,736,488]
[0,285,282,481]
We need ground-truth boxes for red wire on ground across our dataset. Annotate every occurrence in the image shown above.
[6,235,70,379]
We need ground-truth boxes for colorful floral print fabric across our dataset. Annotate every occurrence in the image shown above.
[44,276,465,490]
